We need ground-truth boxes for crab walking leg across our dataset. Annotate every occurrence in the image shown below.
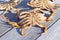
[46,9,54,21]
[21,27,30,36]
[27,0,34,5]
[1,4,10,19]
[7,20,20,28]
[36,21,47,34]
[10,8,21,13]
[12,0,22,6]
[2,10,8,19]
[38,24,47,34]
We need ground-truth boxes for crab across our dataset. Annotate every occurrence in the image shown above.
[16,7,55,36]
[0,0,22,19]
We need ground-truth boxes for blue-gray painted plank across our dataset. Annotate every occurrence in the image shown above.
[0,27,41,40]
[0,15,12,37]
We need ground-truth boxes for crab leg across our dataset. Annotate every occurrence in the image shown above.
[1,10,8,19]
[1,3,10,19]
[46,9,54,21]
[36,21,47,34]
[21,27,30,36]
[7,20,20,28]
[10,8,20,13]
